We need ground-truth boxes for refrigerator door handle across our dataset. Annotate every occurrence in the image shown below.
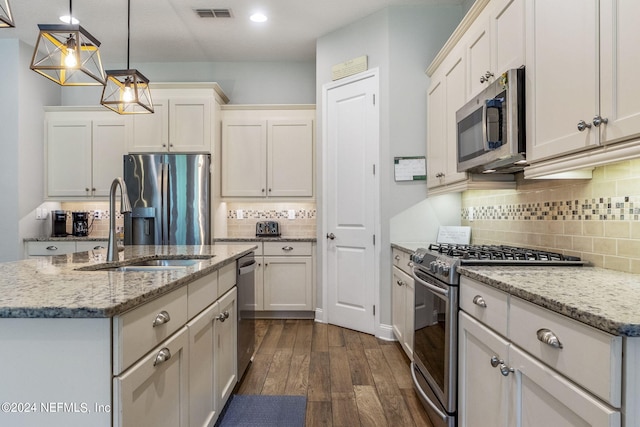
[161,162,170,245]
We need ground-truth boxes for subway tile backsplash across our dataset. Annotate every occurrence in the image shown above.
[461,159,640,274]
[226,202,316,237]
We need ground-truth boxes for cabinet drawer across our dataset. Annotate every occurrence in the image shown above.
[263,241,312,256]
[218,262,236,296]
[460,277,508,337]
[187,272,218,319]
[392,248,413,275]
[75,241,108,252]
[113,286,188,375]
[27,241,76,256]
[510,297,622,407]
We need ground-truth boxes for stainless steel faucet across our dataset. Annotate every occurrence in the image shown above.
[107,177,132,262]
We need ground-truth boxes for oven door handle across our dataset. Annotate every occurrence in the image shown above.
[411,362,448,422]
[411,267,449,297]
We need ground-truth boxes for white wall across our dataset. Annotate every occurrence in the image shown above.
[390,193,462,243]
[316,5,463,327]
[61,61,316,105]
[0,40,61,261]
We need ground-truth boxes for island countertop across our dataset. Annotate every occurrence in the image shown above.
[0,244,256,319]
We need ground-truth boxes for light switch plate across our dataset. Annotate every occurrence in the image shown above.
[288,209,296,220]
[236,209,244,220]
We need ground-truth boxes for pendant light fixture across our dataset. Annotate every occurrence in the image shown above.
[100,0,153,114]
[30,0,105,85]
[0,0,15,28]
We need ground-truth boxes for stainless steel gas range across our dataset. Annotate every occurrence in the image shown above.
[409,243,586,427]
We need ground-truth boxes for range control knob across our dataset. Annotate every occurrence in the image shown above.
[429,261,438,273]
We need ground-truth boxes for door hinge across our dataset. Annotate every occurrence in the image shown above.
[373,305,376,316]
[373,234,375,245]
[373,94,376,105]
[373,164,376,175]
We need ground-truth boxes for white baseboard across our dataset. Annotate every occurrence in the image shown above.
[376,323,396,341]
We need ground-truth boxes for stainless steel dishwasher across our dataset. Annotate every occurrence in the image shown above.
[236,252,257,379]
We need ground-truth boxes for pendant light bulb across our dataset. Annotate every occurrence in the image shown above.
[122,78,134,102]
[64,35,78,67]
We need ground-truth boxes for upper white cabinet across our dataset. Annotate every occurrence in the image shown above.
[129,83,228,153]
[525,0,640,169]
[45,109,129,199]
[425,0,521,194]
[221,106,315,199]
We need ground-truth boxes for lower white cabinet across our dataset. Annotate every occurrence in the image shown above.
[458,277,622,427]
[188,287,237,427]
[392,265,414,359]
[26,240,108,256]
[113,326,190,427]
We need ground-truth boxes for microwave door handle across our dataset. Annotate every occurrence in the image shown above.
[482,101,490,151]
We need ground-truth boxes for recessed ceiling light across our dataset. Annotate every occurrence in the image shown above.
[250,12,267,23]
[59,15,79,24]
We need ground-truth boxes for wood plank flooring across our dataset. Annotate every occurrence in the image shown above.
[235,319,434,427]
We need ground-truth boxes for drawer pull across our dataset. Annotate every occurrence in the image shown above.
[472,295,487,308]
[153,348,172,366]
[216,311,230,322]
[394,255,401,261]
[46,246,58,251]
[490,355,503,368]
[499,363,514,376]
[93,245,105,250]
[396,280,405,287]
[536,328,563,349]
[152,310,171,327]
[282,246,294,252]
[408,261,414,268]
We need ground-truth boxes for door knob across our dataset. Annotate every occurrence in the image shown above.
[326,233,336,240]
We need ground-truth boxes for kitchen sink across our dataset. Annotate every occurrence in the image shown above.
[76,255,214,272]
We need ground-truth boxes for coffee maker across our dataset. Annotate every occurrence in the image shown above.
[51,210,67,237]
[72,212,90,237]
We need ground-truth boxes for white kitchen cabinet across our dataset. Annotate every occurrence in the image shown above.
[220,106,315,199]
[458,276,622,427]
[525,0,640,166]
[465,14,492,99]
[46,110,128,199]
[188,287,237,427]
[391,248,415,359]
[114,326,189,427]
[25,240,108,256]
[129,83,228,154]
[427,47,468,189]
[458,312,511,427]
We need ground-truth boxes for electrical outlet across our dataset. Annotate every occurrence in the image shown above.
[236,209,244,220]
[35,209,42,220]
[288,209,296,220]
[94,210,103,220]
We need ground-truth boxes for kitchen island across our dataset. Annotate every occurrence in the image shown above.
[0,244,256,427]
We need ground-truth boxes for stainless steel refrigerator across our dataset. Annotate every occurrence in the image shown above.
[123,154,210,246]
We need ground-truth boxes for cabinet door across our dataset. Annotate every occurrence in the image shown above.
[525,0,599,162]
[511,344,621,427]
[221,120,267,197]
[170,98,212,152]
[114,326,189,427]
[47,120,92,197]
[458,312,510,427]
[491,0,525,75]
[215,288,237,411]
[391,266,406,349]
[92,119,128,196]
[600,0,640,145]
[263,256,313,311]
[403,273,415,358]
[130,99,169,152]
[268,120,314,197]
[188,302,218,427]
[466,15,493,99]
[443,49,469,185]
[426,74,447,188]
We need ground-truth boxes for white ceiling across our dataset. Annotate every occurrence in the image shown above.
[2,0,463,64]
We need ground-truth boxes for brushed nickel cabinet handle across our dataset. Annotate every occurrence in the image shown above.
[593,115,608,127]
[282,246,294,252]
[46,246,58,251]
[536,328,563,349]
[153,348,171,366]
[472,295,487,308]
[152,310,171,327]
[577,120,592,132]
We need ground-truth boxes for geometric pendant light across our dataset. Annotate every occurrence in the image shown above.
[30,1,105,85]
[100,0,153,114]
[0,0,15,28]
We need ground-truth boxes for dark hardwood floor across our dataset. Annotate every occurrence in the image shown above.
[235,319,434,426]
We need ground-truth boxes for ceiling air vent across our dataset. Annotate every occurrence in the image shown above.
[194,9,233,18]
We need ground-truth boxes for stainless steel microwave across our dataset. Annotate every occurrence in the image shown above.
[456,67,526,173]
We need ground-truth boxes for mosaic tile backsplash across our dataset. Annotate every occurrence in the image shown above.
[225,202,317,237]
[461,158,640,273]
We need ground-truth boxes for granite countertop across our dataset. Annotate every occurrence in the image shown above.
[457,265,640,337]
[0,244,257,319]
[24,236,110,242]
[213,236,317,242]
[391,242,428,254]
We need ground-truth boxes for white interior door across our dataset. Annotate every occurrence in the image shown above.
[324,71,378,335]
